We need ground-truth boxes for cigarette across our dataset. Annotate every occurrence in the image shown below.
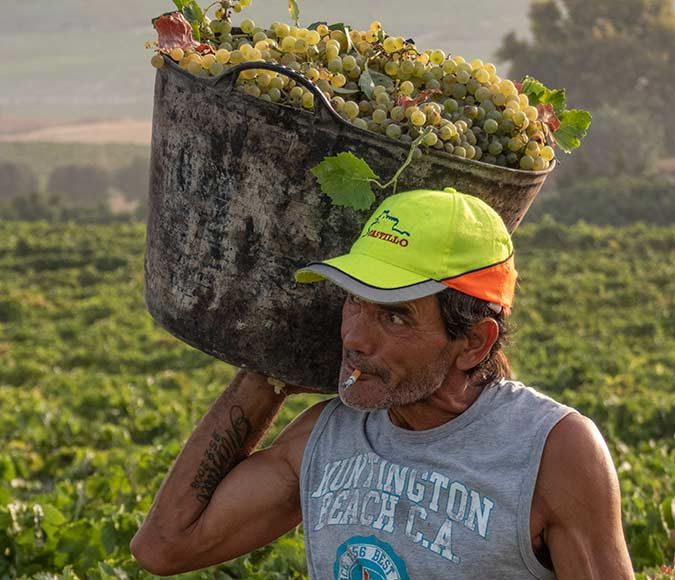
[342,369,361,389]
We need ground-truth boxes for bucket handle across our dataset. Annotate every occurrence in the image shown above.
[213,61,349,127]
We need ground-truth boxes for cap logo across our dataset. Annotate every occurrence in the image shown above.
[362,210,411,247]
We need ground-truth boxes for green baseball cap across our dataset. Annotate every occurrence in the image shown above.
[294,188,517,313]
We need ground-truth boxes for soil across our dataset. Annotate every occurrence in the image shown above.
[0,117,152,145]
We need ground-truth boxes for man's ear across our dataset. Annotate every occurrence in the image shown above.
[454,318,500,372]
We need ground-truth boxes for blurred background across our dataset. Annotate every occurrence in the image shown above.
[0,0,673,578]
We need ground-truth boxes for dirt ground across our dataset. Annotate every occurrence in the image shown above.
[0,118,152,145]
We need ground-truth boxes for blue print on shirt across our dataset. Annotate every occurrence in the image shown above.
[334,535,409,580]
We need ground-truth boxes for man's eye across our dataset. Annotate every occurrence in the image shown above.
[388,313,405,326]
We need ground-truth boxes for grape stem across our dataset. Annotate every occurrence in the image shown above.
[203,1,221,14]
[370,127,432,194]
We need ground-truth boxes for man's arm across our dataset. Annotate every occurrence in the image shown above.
[129,369,329,576]
[538,413,635,579]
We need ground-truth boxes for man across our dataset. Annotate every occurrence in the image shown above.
[130,189,634,578]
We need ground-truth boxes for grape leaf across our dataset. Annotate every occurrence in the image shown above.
[358,66,375,99]
[537,103,561,133]
[660,497,675,529]
[332,87,360,95]
[369,70,394,90]
[553,109,592,153]
[100,521,117,553]
[343,26,354,53]
[310,152,379,211]
[520,77,546,104]
[154,11,199,50]
[180,1,203,25]
[328,22,355,32]
[42,504,67,528]
[172,0,189,9]
[308,21,327,30]
[190,22,201,41]
[180,1,204,42]
[288,0,300,26]
[521,76,566,115]
[543,89,566,116]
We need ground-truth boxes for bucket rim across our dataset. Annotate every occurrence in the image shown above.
[156,55,557,180]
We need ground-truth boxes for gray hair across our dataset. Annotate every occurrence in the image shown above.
[435,288,512,388]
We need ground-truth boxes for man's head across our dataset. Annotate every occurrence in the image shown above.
[295,188,516,410]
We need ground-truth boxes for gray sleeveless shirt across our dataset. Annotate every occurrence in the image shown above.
[300,379,576,579]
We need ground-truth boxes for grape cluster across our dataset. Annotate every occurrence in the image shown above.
[152,10,555,171]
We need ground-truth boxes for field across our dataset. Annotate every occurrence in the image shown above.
[0,220,673,578]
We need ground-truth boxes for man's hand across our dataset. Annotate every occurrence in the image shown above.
[130,369,330,576]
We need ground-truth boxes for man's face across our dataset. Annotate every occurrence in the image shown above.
[338,293,456,411]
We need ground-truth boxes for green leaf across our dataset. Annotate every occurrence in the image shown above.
[190,21,201,42]
[358,66,375,99]
[661,497,675,530]
[553,109,592,153]
[58,565,81,580]
[343,25,354,53]
[369,70,395,90]
[288,0,300,26]
[182,1,204,25]
[331,87,360,96]
[0,454,16,482]
[310,152,379,211]
[42,504,67,528]
[308,21,327,30]
[521,76,547,105]
[172,0,190,10]
[0,506,11,530]
[96,561,128,579]
[543,89,566,116]
[100,521,117,554]
[521,76,566,114]
[181,0,204,42]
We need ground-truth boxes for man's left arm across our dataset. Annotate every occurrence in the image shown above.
[538,413,635,579]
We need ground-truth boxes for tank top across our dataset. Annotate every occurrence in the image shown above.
[300,378,577,579]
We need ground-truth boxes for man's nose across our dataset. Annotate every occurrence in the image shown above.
[341,303,378,356]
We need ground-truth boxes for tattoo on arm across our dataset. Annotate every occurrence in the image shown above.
[190,405,252,503]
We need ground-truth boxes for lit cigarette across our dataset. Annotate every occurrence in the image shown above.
[342,369,361,389]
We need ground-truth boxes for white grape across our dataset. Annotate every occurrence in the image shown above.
[151,53,165,69]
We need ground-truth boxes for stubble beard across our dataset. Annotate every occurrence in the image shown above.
[337,347,454,412]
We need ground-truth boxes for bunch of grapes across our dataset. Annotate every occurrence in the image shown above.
[151,3,556,171]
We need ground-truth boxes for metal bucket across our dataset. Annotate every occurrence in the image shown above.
[144,60,554,392]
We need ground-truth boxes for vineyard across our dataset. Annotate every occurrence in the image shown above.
[0,220,673,578]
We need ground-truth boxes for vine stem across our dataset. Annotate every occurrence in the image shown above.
[370,127,432,194]
[203,0,221,14]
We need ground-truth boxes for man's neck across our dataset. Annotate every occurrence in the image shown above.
[387,376,485,431]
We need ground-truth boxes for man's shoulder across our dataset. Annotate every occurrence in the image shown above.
[541,412,610,475]
[490,378,575,416]
[537,412,618,519]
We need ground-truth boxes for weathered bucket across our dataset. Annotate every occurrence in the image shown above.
[144,59,554,392]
